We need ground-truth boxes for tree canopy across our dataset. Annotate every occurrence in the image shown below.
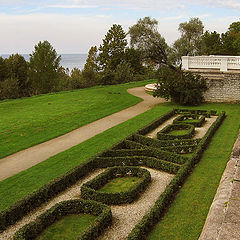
[98,24,127,71]
[29,41,61,94]
[128,17,171,68]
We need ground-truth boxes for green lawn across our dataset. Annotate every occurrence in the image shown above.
[147,104,240,240]
[0,80,152,159]
[0,101,239,239]
[36,214,96,240]
[99,177,141,193]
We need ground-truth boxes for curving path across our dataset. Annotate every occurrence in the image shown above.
[0,87,165,181]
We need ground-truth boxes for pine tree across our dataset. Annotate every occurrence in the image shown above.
[98,24,127,71]
[29,41,61,94]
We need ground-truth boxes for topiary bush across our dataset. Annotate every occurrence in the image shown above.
[157,123,195,140]
[173,114,205,127]
[13,199,112,240]
[81,166,151,205]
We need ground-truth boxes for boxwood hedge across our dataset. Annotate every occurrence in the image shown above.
[81,166,151,205]
[173,114,205,127]
[157,123,195,140]
[13,199,112,240]
[0,109,225,237]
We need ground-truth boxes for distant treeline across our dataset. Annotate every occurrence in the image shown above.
[1,17,240,101]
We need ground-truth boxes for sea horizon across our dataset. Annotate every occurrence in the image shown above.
[0,53,88,71]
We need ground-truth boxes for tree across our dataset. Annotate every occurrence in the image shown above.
[82,46,99,87]
[153,66,208,105]
[0,57,7,82]
[70,68,85,89]
[172,17,204,64]
[29,41,61,94]
[201,31,222,55]
[128,17,171,68]
[124,48,145,74]
[98,24,127,72]
[5,54,29,95]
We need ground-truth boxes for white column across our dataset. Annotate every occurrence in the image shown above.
[220,57,228,71]
[182,56,189,70]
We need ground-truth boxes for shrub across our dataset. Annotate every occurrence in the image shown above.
[153,66,208,105]
[13,199,112,240]
[81,166,151,204]
[157,123,195,140]
[173,114,205,127]
[0,78,20,100]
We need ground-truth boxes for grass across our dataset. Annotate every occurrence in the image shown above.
[99,177,141,193]
[147,104,240,240]
[0,80,153,159]
[168,129,190,136]
[36,214,96,240]
[0,99,239,239]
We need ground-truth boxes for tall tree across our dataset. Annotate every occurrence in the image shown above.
[29,41,61,94]
[0,57,7,82]
[172,17,204,64]
[128,17,171,68]
[5,54,29,95]
[201,31,222,55]
[82,46,99,87]
[98,24,127,71]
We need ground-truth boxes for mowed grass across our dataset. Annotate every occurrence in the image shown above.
[36,214,96,240]
[0,80,152,159]
[0,100,239,240]
[99,177,141,193]
[147,104,240,240]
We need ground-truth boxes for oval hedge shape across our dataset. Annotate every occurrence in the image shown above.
[13,199,112,240]
[173,114,205,127]
[157,124,195,140]
[81,166,151,205]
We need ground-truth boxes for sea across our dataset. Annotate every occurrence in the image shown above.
[0,53,88,72]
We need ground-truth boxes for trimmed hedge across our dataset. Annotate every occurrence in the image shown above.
[13,199,112,240]
[95,156,180,174]
[132,133,200,148]
[157,124,195,140]
[100,148,188,165]
[126,111,225,240]
[81,167,151,205]
[0,108,221,234]
[137,109,175,135]
[173,114,205,127]
[174,109,217,117]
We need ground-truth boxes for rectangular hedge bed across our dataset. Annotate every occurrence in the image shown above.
[0,109,225,240]
[81,166,151,205]
[13,199,112,240]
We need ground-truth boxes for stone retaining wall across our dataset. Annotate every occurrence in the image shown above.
[191,70,240,102]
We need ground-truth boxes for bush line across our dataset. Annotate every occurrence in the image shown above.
[13,199,112,240]
[81,166,151,205]
[126,111,225,240]
[0,109,220,233]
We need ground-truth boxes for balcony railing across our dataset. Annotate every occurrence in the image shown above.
[182,55,240,72]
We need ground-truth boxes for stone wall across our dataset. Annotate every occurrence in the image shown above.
[191,70,240,102]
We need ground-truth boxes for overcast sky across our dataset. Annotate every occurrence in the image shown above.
[0,0,239,54]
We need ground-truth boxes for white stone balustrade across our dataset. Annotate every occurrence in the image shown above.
[182,55,240,72]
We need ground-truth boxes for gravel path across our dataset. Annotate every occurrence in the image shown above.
[0,87,166,181]
[0,168,173,240]
[98,167,174,240]
[0,169,104,240]
[145,116,217,139]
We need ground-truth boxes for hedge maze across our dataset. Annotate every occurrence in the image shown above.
[1,108,225,240]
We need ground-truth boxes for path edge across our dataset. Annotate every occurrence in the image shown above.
[199,130,240,240]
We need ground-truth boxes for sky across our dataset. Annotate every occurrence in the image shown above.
[0,0,240,54]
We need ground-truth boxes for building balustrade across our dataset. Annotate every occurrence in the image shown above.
[182,55,240,72]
